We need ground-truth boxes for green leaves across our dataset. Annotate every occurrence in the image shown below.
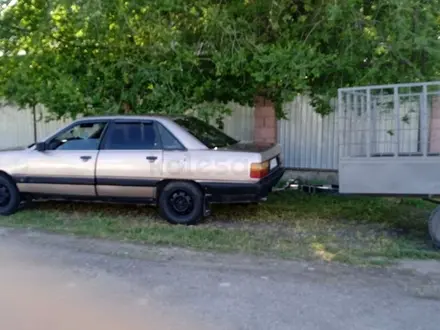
[0,0,439,119]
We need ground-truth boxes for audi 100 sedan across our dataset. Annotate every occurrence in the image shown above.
[0,116,285,225]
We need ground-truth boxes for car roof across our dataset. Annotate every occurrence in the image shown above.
[47,114,209,150]
[79,114,177,121]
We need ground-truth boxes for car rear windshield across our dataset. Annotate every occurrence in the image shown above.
[174,117,238,149]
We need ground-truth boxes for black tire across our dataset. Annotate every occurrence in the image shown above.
[158,181,204,225]
[0,174,21,216]
[429,206,440,249]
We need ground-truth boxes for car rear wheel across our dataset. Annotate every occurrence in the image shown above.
[158,181,204,225]
[0,174,21,216]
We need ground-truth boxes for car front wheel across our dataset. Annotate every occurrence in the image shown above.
[158,181,204,225]
[0,174,21,216]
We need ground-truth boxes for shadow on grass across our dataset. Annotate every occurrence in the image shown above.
[1,191,438,265]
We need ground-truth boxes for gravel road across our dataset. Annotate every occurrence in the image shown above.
[1,227,440,330]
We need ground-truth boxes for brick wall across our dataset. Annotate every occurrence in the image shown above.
[253,96,277,144]
[429,96,440,153]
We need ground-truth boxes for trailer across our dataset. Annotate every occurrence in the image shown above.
[281,81,440,247]
[339,81,440,246]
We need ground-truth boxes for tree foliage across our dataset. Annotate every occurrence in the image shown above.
[0,0,439,119]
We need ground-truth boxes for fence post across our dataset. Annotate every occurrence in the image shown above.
[394,87,400,156]
[421,84,428,156]
[32,104,37,143]
[338,89,345,160]
[366,88,371,157]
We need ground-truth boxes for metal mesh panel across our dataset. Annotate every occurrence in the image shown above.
[339,82,440,158]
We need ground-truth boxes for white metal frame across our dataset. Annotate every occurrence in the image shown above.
[338,81,440,195]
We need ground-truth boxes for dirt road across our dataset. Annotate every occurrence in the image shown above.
[1,227,440,330]
[0,249,210,330]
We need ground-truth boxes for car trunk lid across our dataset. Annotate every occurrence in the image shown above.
[220,142,282,177]
[221,142,280,160]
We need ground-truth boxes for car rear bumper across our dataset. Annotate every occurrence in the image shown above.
[201,167,285,203]
[258,166,285,197]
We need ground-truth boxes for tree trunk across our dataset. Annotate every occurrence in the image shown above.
[122,102,132,114]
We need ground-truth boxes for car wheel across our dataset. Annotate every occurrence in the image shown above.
[159,181,204,225]
[429,205,440,248]
[0,174,21,216]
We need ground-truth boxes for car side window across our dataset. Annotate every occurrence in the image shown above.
[103,122,160,150]
[47,122,107,151]
[156,123,185,150]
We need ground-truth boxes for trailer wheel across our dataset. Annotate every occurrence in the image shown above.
[428,205,440,248]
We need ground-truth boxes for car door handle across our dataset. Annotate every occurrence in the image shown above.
[80,156,92,162]
[146,156,158,162]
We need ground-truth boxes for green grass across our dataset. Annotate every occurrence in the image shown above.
[1,191,439,265]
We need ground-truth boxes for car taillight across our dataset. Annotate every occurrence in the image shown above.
[250,161,269,179]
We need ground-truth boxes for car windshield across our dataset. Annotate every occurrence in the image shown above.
[174,117,238,149]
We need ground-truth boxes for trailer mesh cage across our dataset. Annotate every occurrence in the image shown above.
[338,81,440,195]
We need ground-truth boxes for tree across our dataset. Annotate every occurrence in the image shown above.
[0,0,439,120]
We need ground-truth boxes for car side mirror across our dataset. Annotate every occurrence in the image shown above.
[35,142,47,152]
